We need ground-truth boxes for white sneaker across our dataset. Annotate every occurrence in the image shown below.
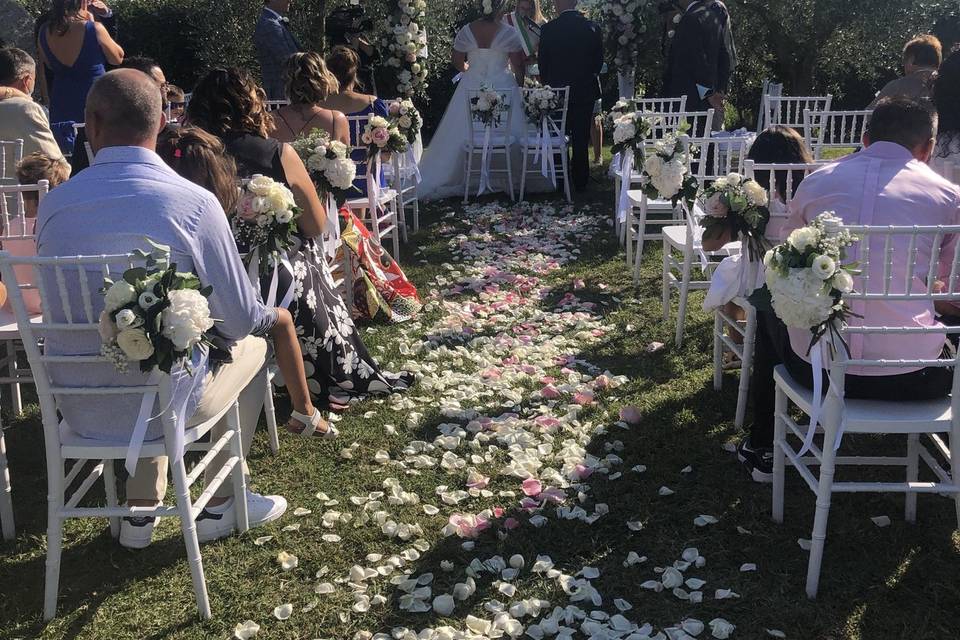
[119,511,160,549]
[196,491,287,543]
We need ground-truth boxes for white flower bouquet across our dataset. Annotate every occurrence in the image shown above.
[291,128,357,206]
[599,0,653,71]
[638,132,699,210]
[609,110,652,166]
[388,99,422,146]
[700,172,771,260]
[361,115,409,163]
[605,98,634,130]
[523,85,560,124]
[470,85,507,128]
[755,212,859,350]
[381,0,428,97]
[234,175,301,275]
[99,242,214,374]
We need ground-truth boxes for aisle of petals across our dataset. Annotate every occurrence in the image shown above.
[237,202,755,640]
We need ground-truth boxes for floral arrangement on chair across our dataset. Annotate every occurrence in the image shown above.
[388,99,423,146]
[637,132,699,211]
[361,115,409,163]
[605,98,634,130]
[522,85,560,125]
[99,242,214,374]
[470,85,508,128]
[755,212,858,349]
[234,175,301,275]
[700,172,771,260]
[382,0,428,97]
[610,110,652,166]
[291,129,357,206]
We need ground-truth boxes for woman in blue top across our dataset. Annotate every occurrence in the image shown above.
[316,46,387,197]
[37,0,124,153]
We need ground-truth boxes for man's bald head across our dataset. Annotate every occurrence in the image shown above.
[85,69,165,153]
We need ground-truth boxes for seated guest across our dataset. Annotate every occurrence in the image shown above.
[932,48,960,162]
[186,67,413,411]
[868,35,940,108]
[35,69,287,549]
[270,52,349,145]
[317,46,387,196]
[165,82,186,122]
[4,152,71,314]
[738,98,960,482]
[0,48,65,162]
[156,125,334,438]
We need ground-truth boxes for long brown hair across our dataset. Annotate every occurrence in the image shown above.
[48,0,86,36]
[747,125,814,201]
[186,67,274,139]
[156,126,241,215]
[325,46,360,91]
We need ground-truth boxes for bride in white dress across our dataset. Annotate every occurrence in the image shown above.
[418,1,528,200]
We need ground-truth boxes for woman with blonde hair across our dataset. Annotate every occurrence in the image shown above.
[271,52,350,145]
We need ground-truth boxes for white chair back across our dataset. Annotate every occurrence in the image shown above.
[692,137,750,183]
[465,87,515,138]
[0,139,24,185]
[762,95,832,132]
[264,100,290,112]
[634,96,687,114]
[655,109,715,141]
[756,80,784,132]
[0,181,49,241]
[521,86,570,139]
[743,161,823,213]
[804,109,872,160]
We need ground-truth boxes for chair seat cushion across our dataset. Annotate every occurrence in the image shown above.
[773,365,953,434]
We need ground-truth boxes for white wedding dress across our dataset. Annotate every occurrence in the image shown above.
[419,23,528,200]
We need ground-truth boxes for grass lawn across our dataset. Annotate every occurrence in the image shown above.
[1,164,959,640]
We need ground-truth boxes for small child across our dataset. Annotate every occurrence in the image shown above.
[164,83,186,123]
[5,153,71,313]
[156,126,333,438]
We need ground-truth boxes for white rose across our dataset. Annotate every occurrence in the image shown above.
[645,156,663,178]
[727,173,742,186]
[763,249,776,268]
[787,227,820,252]
[252,196,270,214]
[743,180,769,207]
[328,141,348,157]
[267,187,293,214]
[115,308,143,330]
[116,328,155,361]
[161,289,214,351]
[713,177,729,190]
[811,254,837,280]
[276,208,294,224]
[104,280,137,313]
[247,175,275,196]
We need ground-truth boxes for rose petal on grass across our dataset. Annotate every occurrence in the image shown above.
[277,551,298,572]
[871,515,891,528]
[619,406,643,425]
[272,604,293,621]
[233,620,260,639]
[253,535,273,546]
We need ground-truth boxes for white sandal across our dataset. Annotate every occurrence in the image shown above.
[289,409,338,439]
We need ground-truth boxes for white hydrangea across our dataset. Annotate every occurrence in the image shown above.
[161,289,214,351]
[743,179,769,207]
[767,267,835,329]
[787,227,820,252]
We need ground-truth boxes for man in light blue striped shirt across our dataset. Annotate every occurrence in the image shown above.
[36,69,287,548]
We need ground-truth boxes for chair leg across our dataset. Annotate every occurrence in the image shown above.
[614,176,622,240]
[561,148,572,203]
[674,249,693,346]
[634,206,648,274]
[519,148,528,202]
[0,421,14,541]
[735,308,757,428]
[390,201,400,258]
[951,422,960,529]
[42,508,64,620]
[772,386,787,523]
[661,240,671,322]
[170,455,211,619]
[505,148,515,201]
[263,369,279,455]
[625,207,634,267]
[712,311,723,392]
[463,150,473,204]
[412,194,419,233]
[102,459,120,539]
[228,403,249,533]
[805,426,838,599]
[904,433,920,524]
[7,342,22,416]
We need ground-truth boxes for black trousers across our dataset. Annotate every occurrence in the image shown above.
[750,310,953,448]
[566,101,594,192]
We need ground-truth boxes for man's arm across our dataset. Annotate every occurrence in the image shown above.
[254,18,298,62]
[537,23,553,85]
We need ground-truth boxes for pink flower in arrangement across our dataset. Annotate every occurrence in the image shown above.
[541,384,561,399]
[371,127,391,147]
[237,195,258,221]
[405,52,417,63]
[449,513,490,539]
[522,478,543,497]
[361,132,372,145]
[388,102,401,116]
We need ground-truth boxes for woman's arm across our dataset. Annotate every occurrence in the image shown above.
[94,21,124,65]
[509,51,526,87]
[280,143,326,238]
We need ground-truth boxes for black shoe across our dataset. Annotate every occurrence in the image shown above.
[736,436,773,483]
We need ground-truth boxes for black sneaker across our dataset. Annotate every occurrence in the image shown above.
[736,437,773,483]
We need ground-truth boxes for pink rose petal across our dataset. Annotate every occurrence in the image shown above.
[522,478,543,497]
[541,385,561,399]
[619,406,643,425]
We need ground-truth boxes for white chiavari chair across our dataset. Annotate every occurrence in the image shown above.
[804,109,872,160]
[772,224,960,598]
[761,95,833,133]
[0,139,23,186]
[264,99,290,112]
[520,86,571,203]
[711,162,824,426]
[659,137,750,345]
[382,99,423,234]
[633,96,688,114]
[343,115,403,257]
[756,80,784,132]
[71,123,94,164]
[0,251,251,620]
[463,87,517,203]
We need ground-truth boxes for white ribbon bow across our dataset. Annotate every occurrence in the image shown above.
[532,116,557,187]
[478,124,494,197]
[616,152,634,224]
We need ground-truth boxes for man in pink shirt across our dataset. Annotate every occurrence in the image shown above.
[739,98,960,483]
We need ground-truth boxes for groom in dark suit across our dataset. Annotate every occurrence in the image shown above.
[254,0,302,100]
[539,0,604,193]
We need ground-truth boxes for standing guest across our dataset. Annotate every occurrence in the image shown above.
[4,152,71,315]
[318,46,388,197]
[504,0,545,71]
[270,52,349,145]
[0,48,64,161]
[538,0,604,193]
[36,69,288,548]
[156,125,334,440]
[254,0,301,100]
[36,0,124,153]
[869,35,941,108]
[165,83,186,122]
[932,48,960,162]
[736,98,960,483]
[187,68,414,411]
[663,0,731,133]
[324,5,380,95]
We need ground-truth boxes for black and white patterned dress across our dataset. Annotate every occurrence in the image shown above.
[225,132,414,407]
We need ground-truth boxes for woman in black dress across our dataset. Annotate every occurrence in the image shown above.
[186,68,414,410]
